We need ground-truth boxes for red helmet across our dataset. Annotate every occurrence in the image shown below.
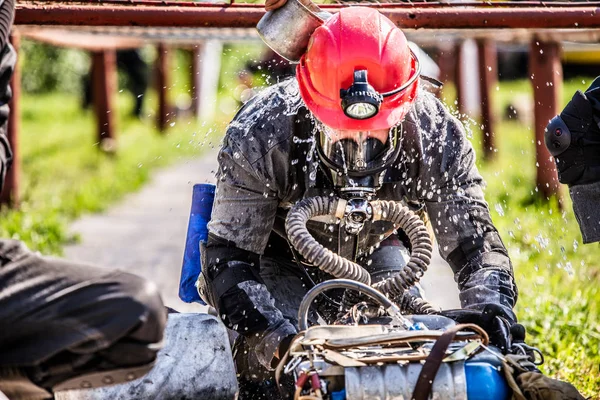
[296,7,420,131]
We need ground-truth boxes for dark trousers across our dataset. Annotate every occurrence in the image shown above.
[0,240,166,392]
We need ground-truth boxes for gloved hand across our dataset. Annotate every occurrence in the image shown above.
[441,304,515,353]
[545,76,600,186]
[273,334,296,366]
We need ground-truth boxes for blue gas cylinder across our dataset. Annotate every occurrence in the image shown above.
[178,183,216,304]
[465,360,511,400]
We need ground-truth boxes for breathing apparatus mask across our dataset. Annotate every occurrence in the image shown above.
[316,123,403,199]
[293,7,422,238]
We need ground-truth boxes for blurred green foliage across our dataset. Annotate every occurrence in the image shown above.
[20,40,90,94]
[1,42,266,252]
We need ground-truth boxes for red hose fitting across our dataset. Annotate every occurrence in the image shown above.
[296,372,309,389]
[310,373,321,390]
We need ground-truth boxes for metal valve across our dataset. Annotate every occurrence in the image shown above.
[343,198,373,235]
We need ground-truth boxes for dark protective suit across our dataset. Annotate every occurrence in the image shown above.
[203,78,518,371]
[545,76,600,244]
[0,2,166,397]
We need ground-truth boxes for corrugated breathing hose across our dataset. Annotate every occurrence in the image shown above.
[285,196,437,315]
[0,0,15,51]
[285,196,371,285]
[394,291,439,315]
[370,200,433,296]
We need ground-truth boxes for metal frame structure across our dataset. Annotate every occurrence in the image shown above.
[13,1,600,29]
[5,1,599,205]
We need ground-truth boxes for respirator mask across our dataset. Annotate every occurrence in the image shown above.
[316,123,402,199]
[314,123,403,235]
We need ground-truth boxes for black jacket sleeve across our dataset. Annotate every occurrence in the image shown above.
[0,0,16,192]
[405,90,518,323]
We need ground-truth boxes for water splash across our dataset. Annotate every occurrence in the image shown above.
[494,203,505,217]
[534,233,549,249]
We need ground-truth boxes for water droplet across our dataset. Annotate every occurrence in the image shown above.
[494,203,505,217]
[535,233,549,249]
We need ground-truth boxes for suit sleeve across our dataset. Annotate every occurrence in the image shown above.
[415,93,518,323]
[205,106,297,370]
[0,0,15,191]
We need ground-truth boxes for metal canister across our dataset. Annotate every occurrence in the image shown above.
[256,0,327,63]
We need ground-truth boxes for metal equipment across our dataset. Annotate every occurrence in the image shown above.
[279,279,511,400]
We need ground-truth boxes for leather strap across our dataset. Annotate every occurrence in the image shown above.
[411,324,481,400]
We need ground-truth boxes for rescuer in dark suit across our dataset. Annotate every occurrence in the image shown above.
[545,77,600,244]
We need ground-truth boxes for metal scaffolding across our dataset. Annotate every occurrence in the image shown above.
[3,0,600,204]
[14,2,600,29]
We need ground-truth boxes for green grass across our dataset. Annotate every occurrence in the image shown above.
[441,77,600,397]
[0,90,225,254]
[0,43,266,254]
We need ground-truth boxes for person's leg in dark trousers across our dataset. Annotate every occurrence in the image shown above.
[361,234,424,298]
[233,255,316,400]
[116,50,149,118]
[0,239,167,398]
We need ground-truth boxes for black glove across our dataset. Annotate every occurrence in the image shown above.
[545,76,600,186]
[441,304,514,353]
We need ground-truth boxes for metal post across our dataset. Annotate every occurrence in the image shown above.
[477,39,498,160]
[91,49,117,152]
[156,43,170,133]
[437,43,455,84]
[191,42,204,118]
[530,39,562,200]
[454,41,467,117]
[0,32,21,207]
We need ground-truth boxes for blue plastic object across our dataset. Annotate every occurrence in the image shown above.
[179,183,216,304]
[330,389,346,400]
[465,361,511,400]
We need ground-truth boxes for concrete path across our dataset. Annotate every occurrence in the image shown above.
[64,154,218,313]
[65,150,460,313]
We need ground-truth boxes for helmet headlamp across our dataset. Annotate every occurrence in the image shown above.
[339,48,421,120]
[340,70,383,120]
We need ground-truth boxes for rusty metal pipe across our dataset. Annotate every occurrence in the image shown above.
[15,4,600,29]
[530,40,562,200]
[477,38,497,161]
[21,0,600,9]
[92,49,117,152]
[156,43,171,133]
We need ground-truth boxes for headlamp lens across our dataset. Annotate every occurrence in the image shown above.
[340,70,382,120]
[345,102,378,119]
